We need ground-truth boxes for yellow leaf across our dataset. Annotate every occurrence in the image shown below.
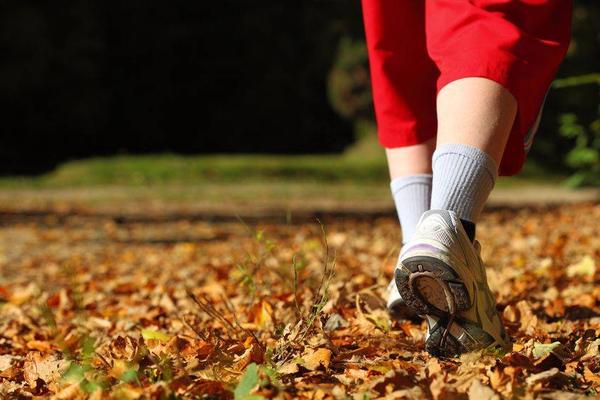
[255,300,273,328]
[532,341,562,359]
[566,255,596,277]
[141,329,170,342]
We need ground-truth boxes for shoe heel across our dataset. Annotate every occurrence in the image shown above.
[394,255,471,317]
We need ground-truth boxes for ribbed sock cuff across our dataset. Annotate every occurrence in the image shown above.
[390,174,432,244]
[431,144,498,223]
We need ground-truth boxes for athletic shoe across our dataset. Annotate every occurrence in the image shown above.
[386,278,405,311]
[386,249,417,318]
[393,209,511,357]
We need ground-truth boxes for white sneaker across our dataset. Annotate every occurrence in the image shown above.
[386,246,418,318]
[386,278,405,311]
[394,210,511,357]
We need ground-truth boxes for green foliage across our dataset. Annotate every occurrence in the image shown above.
[553,73,600,89]
[327,37,377,142]
[63,360,109,394]
[233,225,278,301]
[327,37,372,122]
[558,110,600,187]
[1,153,387,187]
[119,369,139,384]
[62,336,110,393]
[232,363,280,400]
[234,363,265,400]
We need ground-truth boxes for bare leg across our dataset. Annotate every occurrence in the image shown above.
[386,137,435,179]
[436,77,517,165]
[431,77,517,227]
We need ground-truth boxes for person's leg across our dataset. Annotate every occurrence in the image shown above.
[430,78,517,239]
[426,0,572,177]
[436,78,517,166]
[386,139,435,179]
[387,138,435,244]
[395,79,517,355]
[388,76,517,248]
[361,0,437,244]
[361,0,438,313]
[427,0,570,234]
[394,0,572,357]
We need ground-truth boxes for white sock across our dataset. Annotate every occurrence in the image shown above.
[390,174,432,244]
[431,144,498,223]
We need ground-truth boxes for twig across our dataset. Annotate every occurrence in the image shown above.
[220,293,265,352]
[167,293,208,341]
[186,290,237,340]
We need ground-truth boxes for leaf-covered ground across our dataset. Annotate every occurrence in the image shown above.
[1,203,599,399]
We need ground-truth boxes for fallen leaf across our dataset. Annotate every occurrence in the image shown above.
[532,342,563,359]
[23,352,69,388]
[303,348,332,370]
[141,328,171,342]
[525,368,571,387]
[468,380,500,400]
[26,340,52,352]
[566,255,596,278]
[250,300,273,328]
[277,361,300,375]
[584,367,600,386]
[0,355,14,371]
[324,313,348,331]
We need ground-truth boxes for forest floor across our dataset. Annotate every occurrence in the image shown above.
[0,197,599,399]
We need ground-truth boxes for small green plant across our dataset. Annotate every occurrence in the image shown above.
[558,112,600,186]
[62,335,111,394]
[273,220,336,364]
[554,73,600,187]
[233,220,278,301]
[299,222,336,342]
[233,363,271,400]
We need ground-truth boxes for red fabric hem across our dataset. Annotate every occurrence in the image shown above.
[377,128,436,148]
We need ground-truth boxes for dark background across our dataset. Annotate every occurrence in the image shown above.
[0,1,598,175]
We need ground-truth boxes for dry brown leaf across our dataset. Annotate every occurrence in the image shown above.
[468,380,501,400]
[23,352,69,388]
[277,361,300,375]
[584,367,600,387]
[0,355,14,371]
[525,367,571,387]
[426,357,443,377]
[26,340,52,352]
[2,204,600,397]
[303,348,332,370]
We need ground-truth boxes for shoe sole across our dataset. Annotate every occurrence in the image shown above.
[394,255,494,357]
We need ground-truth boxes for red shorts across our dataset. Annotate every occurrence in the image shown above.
[362,0,572,175]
